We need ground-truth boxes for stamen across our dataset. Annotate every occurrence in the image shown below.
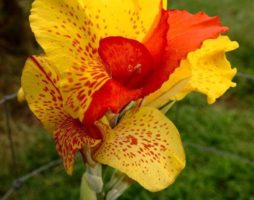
[127,63,142,73]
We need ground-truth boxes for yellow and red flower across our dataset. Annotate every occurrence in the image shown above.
[21,0,238,192]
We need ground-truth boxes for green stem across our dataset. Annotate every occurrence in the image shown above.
[80,173,97,200]
[80,165,131,200]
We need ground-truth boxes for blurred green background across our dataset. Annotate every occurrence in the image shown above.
[0,0,254,199]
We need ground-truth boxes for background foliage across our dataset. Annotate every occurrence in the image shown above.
[0,0,254,199]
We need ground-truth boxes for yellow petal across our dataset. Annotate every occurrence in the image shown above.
[163,0,168,9]
[176,35,238,104]
[30,0,95,73]
[77,0,162,42]
[94,107,185,192]
[144,35,238,107]
[22,56,100,173]
[143,61,191,107]
[21,56,68,131]
[30,0,162,72]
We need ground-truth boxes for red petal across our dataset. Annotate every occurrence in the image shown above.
[142,9,228,95]
[84,79,141,124]
[98,37,154,89]
[143,10,169,66]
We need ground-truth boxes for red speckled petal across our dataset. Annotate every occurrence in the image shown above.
[30,0,162,73]
[22,56,101,173]
[60,59,109,121]
[21,56,67,131]
[99,36,154,89]
[54,117,100,174]
[30,0,100,73]
[94,107,185,192]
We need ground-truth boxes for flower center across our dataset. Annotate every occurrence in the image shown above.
[98,36,155,89]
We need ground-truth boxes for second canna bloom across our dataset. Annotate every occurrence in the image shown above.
[21,0,238,192]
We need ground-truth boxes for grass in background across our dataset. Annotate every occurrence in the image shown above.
[0,0,254,199]
[3,92,254,200]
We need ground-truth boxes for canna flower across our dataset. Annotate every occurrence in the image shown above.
[21,0,238,192]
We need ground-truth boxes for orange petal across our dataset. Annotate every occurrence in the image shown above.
[165,10,228,69]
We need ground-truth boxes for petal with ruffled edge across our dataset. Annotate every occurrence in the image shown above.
[94,107,185,192]
[30,0,163,72]
[143,10,229,106]
[21,56,100,173]
[142,10,228,97]
[165,10,228,69]
[144,36,238,107]
[170,36,238,104]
